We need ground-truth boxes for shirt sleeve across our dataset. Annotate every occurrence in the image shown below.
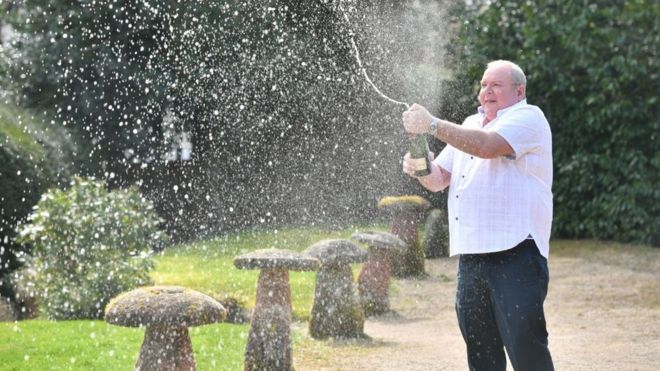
[490,105,548,160]
[434,144,454,173]
[436,114,474,171]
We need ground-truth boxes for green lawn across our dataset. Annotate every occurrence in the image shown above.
[0,320,248,370]
[0,224,385,370]
[151,224,378,320]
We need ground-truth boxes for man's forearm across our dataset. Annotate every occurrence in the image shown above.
[435,120,488,158]
[418,162,450,192]
[433,119,502,159]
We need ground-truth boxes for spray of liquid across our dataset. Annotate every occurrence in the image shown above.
[339,5,410,110]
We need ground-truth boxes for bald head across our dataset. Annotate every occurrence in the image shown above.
[479,60,527,121]
[487,60,527,86]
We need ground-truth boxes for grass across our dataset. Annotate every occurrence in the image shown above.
[9,225,654,370]
[0,223,386,370]
[550,239,660,309]
[0,320,248,370]
[550,239,660,272]
[151,224,380,320]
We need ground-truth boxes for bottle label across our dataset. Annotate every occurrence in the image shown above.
[411,158,428,171]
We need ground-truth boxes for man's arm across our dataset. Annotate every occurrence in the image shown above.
[433,119,513,159]
[403,152,451,192]
[403,104,514,159]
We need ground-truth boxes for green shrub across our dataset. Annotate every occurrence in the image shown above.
[14,177,168,320]
[442,0,660,246]
[0,102,76,301]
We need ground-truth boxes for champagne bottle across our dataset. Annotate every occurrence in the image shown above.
[409,134,431,177]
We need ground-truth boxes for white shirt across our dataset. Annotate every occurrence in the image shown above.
[435,99,553,258]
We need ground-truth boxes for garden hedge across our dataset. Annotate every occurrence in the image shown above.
[441,0,659,246]
[0,102,75,300]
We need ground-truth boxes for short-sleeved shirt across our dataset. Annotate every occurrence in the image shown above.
[435,99,553,258]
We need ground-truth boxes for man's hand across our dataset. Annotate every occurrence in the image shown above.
[403,151,435,178]
[402,103,433,134]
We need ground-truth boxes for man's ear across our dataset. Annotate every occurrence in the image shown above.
[517,84,526,99]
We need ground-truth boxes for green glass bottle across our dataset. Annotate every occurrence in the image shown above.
[409,134,431,177]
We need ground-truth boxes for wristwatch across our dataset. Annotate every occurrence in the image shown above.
[428,118,439,135]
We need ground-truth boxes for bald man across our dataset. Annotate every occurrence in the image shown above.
[403,60,554,371]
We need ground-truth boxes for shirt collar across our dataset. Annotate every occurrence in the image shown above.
[477,99,528,118]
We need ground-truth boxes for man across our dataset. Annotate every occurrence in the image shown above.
[402,60,554,371]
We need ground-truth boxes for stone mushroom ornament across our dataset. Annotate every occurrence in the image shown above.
[378,195,431,277]
[423,208,450,258]
[104,286,226,371]
[234,248,319,371]
[303,239,367,339]
[351,231,406,316]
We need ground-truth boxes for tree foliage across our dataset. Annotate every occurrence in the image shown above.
[4,0,386,175]
[441,0,659,246]
[14,177,167,319]
[0,102,75,300]
[4,0,447,239]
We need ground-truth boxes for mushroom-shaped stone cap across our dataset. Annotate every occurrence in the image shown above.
[234,248,320,271]
[303,239,367,266]
[104,286,226,328]
[351,231,406,253]
[378,195,431,212]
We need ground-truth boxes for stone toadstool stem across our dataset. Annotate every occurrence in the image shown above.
[103,286,226,371]
[390,208,426,278]
[245,268,293,371]
[136,326,195,371]
[391,209,419,246]
[423,208,449,258]
[255,268,291,310]
[310,263,364,339]
[234,248,319,371]
[303,239,366,339]
[352,231,406,317]
[378,196,430,278]
[358,247,392,316]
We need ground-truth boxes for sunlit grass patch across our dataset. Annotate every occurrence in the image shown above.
[550,239,660,308]
[1,224,388,370]
[551,239,653,255]
[0,320,141,370]
[0,320,249,370]
[550,239,660,270]
[152,224,386,320]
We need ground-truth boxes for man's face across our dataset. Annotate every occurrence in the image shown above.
[478,65,525,121]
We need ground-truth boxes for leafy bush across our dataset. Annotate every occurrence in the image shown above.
[441,0,660,246]
[0,102,76,301]
[15,177,168,319]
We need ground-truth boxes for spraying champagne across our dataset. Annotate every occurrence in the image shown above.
[340,5,434,177]
[339,5,409,110]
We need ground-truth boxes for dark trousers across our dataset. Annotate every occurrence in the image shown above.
[455,239,554,371]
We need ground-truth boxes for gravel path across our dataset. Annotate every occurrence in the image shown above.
[294,242,660,370]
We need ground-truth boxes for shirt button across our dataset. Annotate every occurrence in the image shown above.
[470,156,474,159]
[455,217,458,221]
[456,195,459,198]
[462,175,465,178]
